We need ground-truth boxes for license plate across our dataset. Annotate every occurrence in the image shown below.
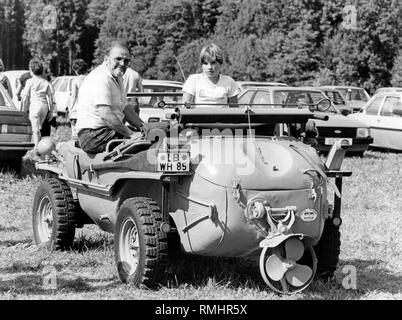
[157,152,190,172]
[324,138,353,145]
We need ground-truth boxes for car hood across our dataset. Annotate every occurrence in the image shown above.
[314,113,368,128]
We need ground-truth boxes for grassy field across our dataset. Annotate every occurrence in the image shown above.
[0,123,401,300]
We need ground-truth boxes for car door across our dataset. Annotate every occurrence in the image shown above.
[53,77,72,114]
[374,95,402,150]
[354,94,384,147]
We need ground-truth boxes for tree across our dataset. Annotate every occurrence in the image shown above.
[0,0,27,69]
[95,0,221,79]
[391,51,402,87]
[319,0,402,92]
[23,0,90,75]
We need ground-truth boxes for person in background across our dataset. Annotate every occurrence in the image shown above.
[21,59,54,158]
[0,58,13,98]
[123,66,143,114]
[67,58,88,139]
[75,40,144,154]
[16,71,32,101]
[182,43,240,108]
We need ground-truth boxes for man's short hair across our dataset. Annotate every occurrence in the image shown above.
[199,43,224,65]
[29,59,44,76]
[106,40,129,56]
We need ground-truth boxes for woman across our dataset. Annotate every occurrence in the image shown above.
[22,59,54,157]
[67,58,88,139]
[182,43,240,108]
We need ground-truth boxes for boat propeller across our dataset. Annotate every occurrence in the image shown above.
[259,237,316,294]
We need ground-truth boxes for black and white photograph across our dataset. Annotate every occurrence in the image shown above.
[0,0,401,308]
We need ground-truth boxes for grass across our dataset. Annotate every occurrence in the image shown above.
[0,122,401,300]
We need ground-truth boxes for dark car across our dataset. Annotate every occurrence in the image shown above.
[238,86,373,155]
[0,83,34,172]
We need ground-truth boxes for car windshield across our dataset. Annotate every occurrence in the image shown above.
[0,85,16,110]
[338,88,369,102]
[140,85,182,107]
[324,90,346,105]
[274,90,339,113]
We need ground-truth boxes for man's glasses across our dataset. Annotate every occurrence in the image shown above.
[111,56,130,65]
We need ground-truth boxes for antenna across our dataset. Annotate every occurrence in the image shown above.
[176,58,186,82]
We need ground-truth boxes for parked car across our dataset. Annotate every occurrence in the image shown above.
[314,87,352,115]
[319,86,370,113]
[0,83,34,173]
[135,79,183,123]
[348,91,402,151]
[1,70,30,110]
[374,87,402,95]
[237,81,288,92]
[238,86,373,155]
[52,75,76,114]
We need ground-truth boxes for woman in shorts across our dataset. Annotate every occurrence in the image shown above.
[22,59,54,157]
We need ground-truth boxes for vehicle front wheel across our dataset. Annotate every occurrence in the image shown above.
[32,177,77,250]
[115,197,168,288]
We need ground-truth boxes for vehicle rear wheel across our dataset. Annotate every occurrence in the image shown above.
[314,218,341,279]
[32,177,77,250]
[115,197,168,288]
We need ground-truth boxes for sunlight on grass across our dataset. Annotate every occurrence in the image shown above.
[0,124,401,299]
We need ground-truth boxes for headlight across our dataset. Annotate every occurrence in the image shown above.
[356,127,370,138]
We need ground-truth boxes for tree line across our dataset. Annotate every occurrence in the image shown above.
[1,0,402,93]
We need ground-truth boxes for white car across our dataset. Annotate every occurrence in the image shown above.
[1,70,30,110]
[136,80,183,123]
[349,91,402,151]
[236,81,288,93]
[52,75,76,114]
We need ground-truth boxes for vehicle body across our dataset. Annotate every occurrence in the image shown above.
[135,80,183,123]
[237,81,288,92]
[319,86,371,113]
[0,83,34,172]
[315,87,352,115]
[238,86,373,155]
[349,91,402,151]
[52,75,76,114]
[32,96,351,294]
[1,70,30,110]
[373,87,402,95]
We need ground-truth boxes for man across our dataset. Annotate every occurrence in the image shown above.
[122,66,143,114]
[75,41,144,154]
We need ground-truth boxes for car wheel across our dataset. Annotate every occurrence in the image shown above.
[32,177,77,250]
[314,218,341,280]
[115,197,168,288]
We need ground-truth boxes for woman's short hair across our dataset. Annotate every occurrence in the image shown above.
[29,59,44,76]
[72,59,87,74]
[199,43,224,65]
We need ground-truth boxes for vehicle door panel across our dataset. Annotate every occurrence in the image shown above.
[374,96,402,150]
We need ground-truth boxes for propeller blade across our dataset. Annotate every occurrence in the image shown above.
[265,254,288,281]
[285,237,305,261]
[285,264,313,287]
